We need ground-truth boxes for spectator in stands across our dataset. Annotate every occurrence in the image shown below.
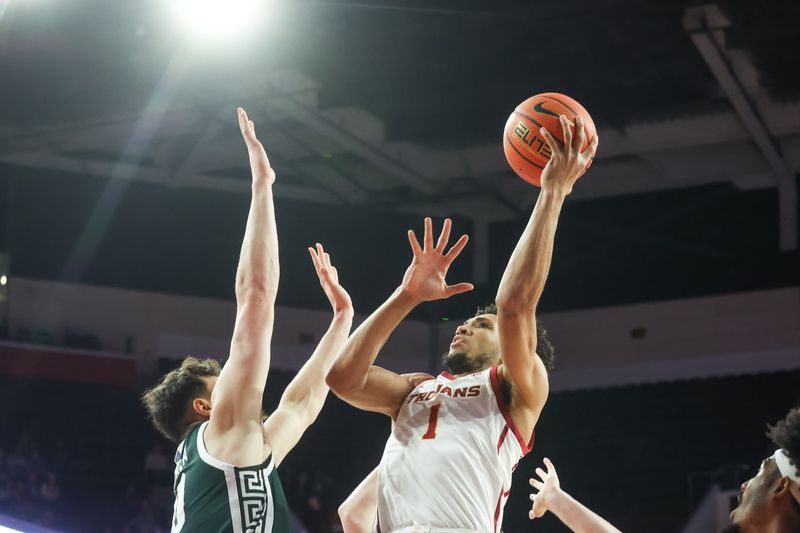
[5,442,28,479]
[143,442,171,484]
[126,500,166,533]
[0,477,12,509]
[727,407,800,533]
[144,442,169,473]
[12,478,33,519]
[40,472,60,504]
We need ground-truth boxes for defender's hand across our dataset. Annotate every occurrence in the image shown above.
[400,218,473,303]
[238,107,276,185]
[539,115,598,196]
[529,458,562,519]
[309,243,352,315]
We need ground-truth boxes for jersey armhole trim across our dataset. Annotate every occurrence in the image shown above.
[489,367,534,453]
[197,421,231,470]
[197,421,274,473]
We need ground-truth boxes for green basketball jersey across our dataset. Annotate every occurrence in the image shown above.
[172,421,290,533]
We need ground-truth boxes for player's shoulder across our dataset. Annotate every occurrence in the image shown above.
[401,371,436,388]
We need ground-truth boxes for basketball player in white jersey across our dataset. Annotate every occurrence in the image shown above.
[327,115,598,532]
[339,457,622,533]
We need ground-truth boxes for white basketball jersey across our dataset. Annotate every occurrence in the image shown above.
[376,367,534,533]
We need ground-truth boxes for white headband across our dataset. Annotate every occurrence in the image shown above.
[773,449,800,485]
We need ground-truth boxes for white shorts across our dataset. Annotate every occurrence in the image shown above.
[386,524,482,533]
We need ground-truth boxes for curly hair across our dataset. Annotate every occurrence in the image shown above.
[475,303,555,370]
[767,407,800,478]
[142,357,221,442]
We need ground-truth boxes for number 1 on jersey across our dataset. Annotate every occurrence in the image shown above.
[422,403,441,440]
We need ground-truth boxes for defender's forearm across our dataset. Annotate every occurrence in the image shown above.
[549,489,621,533]
[235,182,279,303]
[496,189,565,311]
[281,310,354,413]
[327,287,418,393]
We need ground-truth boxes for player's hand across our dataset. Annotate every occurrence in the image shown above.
[400,218,473,303]
[529,457,562,519]
[309,243,353,315]
[238,107,276,185]
[539,115,598,196]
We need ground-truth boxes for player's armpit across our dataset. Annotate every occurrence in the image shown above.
[331,365,416,419]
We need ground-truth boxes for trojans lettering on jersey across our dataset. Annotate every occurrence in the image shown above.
[376,367,534,533]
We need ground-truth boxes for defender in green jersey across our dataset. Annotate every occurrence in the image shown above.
[143,108,354,533]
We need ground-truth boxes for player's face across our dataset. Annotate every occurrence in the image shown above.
[443,314,500,374]
[727,457,779,530]
[202,376,219,412]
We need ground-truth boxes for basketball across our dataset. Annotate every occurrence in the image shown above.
[502,92,596,187]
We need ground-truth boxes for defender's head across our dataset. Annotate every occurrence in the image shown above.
[727,408,800,533]
[142,357,221,442]
[441,303,555,375]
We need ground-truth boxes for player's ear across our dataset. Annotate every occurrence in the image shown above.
[192,397,212,419]
[769,476,793,502]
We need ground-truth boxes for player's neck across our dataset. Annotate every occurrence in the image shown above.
[445,364,495,378]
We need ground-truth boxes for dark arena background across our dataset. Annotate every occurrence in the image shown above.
[1,0,799,532]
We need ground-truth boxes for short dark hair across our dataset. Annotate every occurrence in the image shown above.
[142,357,221,442]
[768,407,800,478]
[475,303,555,371]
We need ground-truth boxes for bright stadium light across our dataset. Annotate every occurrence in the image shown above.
[169,0,262,41]
[0,275,6,286]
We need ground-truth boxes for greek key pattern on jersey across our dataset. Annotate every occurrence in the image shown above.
[237,469,268,533]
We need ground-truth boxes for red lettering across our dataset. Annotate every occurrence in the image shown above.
[422,404,441,440]
[454,388,467,398]
[425,391,436,401]
[441,387,453,397]
[467,385,481,397]
[407,393,419,404]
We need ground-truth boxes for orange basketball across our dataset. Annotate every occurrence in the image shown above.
[502,92,596,187]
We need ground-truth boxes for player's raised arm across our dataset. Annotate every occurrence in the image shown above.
[495,116,597,412]
[326,218,472,418]
[263,244,354,465]
[207,108,279,434]
[529,458,621,533]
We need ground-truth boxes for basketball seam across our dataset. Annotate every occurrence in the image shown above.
[521,100,597,147]
[505,133,545,170]
[513,110,544,129]
[541,94,578,116]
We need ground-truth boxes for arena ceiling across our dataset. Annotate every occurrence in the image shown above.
[0,1,798,313]
[0,0,797,243]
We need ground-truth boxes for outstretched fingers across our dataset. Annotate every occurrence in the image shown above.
[308,246,322,271]
[423,217,434,250]
[238,108,262,151]
[407,229,423,256]
[435,218,452,252]
[444,234,469,263]
[445,282,474,297]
